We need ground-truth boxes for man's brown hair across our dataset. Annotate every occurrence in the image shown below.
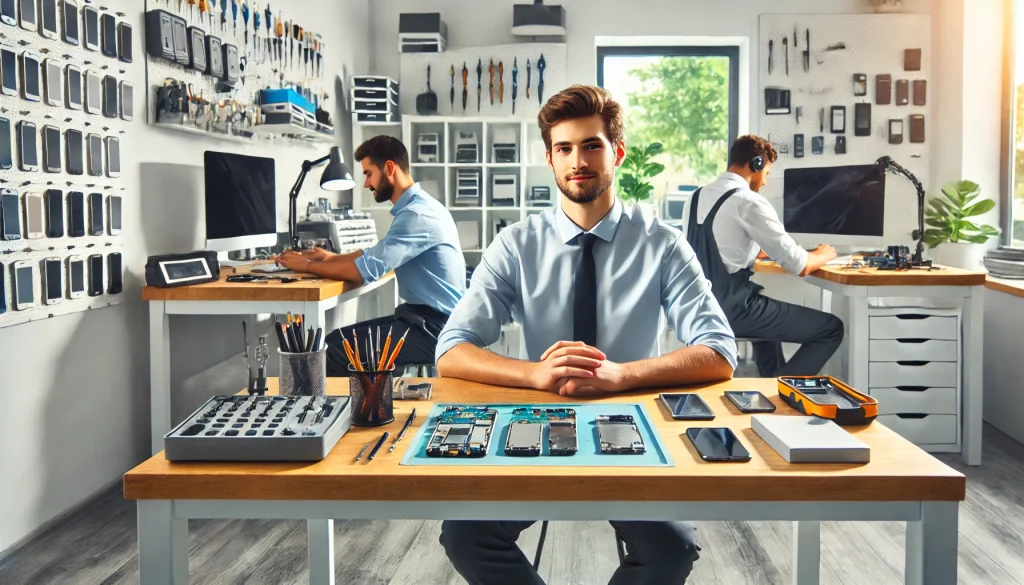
[537,84,625,152]
[354,135,410,173]
[728,135,778,169]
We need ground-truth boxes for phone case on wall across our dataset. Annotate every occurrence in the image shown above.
[853,73,867,97]
[913,80,927,106]
[876,74,892,105]
[896,80,909,106]
[905,48,922,71]
[909,114,925,143]
[854,103,871,137]
[889,119,904,145]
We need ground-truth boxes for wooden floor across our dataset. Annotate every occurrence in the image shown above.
[3,424,1024,585]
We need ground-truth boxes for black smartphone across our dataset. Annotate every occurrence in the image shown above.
[82,5,98,51]
[100,13,116,58]
[66,63,82,110]
[68,191,85,237]
[108,195,121,235]
[1,189,21,240]
[108,252,122,294]
[43,257,63,304]
[0,44,16,96]
[17,121,37,172]
[88,192,103,235]
[686,427,751,462]
[62,0,79,45]
[67,255,85,298]
[40,0,58,39]
[660,393,715,420]
[724,391,777,413]
[88,253,103,296]
[66,129,83,175]
[102,74,117,118]
[117,22,132,63]
[0,0,15,26]
[20,50,41,101]
[86,133,102,176]
[42,125,61,173]
[0,117,11,170]
[0,261,6,315]
[18,0,35,31]
[45,189,63,237]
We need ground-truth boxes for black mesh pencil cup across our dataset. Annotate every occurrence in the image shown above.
[348,366,396,427]
[279,349,327,397]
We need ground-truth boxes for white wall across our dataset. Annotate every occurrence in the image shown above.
[0,0,372,554]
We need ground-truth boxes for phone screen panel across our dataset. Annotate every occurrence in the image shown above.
[17,121,37,171]
[84,70,100,113]
[106,137,119,177]
[69,258,85,295]
[18,0,35,30]
[25,194,43,237]
[102,74,117,117]
[87,133,102,176]
[45,189,63,237]
[40,0,57,37]
[44,258,62,302]
[88,193,103,235]
[108,195,121,234]
[1,46,16,95]
[1,0,16,26]
[44,59,61,106]
[88,254,103,296]
[660,393,715,420]
[62,0,79,45]
[68,191,85,237]
[1,192,20,240]
[66,129,83,175]
[725,391,777,413]
[117,22,132,62]
[66,65,82,109]
[83,6,99,50]
[686,427,751,462]
[21,51,40,101]
[119,81,133,121]
[43,125,61,173]
[15,263,34,307]
[100,13,116,57]
[108,253,122,294]
[0,117,11,170]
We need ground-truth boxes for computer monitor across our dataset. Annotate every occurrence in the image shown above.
[783,164,886,248]
[204,151,277,252]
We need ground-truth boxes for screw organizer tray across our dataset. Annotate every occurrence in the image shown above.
[164,395,351,462]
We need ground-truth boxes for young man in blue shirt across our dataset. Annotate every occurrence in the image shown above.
[434,85,737,585]
[276,136,466,375]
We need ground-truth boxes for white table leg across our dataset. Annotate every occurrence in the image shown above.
[138,500,188,585]
[150,301,172,455]
[304,301,325,339]
[847,296,870,391]
[905,501,958,585]
[961,287,983,465]
[307,519,335,585]
[792,520,820,585]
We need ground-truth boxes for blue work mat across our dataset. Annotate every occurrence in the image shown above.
[399,403,673,467]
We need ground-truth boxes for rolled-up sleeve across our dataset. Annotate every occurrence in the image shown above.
[741,198,809,276]
[661,233,738,369]
[354,211,435,283]
[435,232,518,362]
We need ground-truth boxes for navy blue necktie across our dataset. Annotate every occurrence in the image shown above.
[573,233,598,346]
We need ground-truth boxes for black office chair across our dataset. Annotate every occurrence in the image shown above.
[532,521,627,571]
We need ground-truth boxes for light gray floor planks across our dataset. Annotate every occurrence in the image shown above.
[3,423,1024,585]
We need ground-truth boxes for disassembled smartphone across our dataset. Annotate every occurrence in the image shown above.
[724,390,777,413]
[545,408,578,456]
[596,414,645,455]
[67,255,85,299]
[426,406,497,458]
[505,408,544,456]
[43,256,63,305]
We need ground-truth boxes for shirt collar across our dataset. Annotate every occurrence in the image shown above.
[390,182,421,216]
[554,198,624,244]
[719,172,748,186]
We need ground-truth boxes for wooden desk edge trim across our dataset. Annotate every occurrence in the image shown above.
[986,276,1024,299]
[141,272,395,302]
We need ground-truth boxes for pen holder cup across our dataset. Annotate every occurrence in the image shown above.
[279,349,327,397]
[348,367,396,427]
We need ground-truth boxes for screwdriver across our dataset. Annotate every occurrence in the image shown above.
[231,0,238,36]
[198,0,208,27]
[316,38,323,77]
[220,0,227,32]
[253,6,261,62]
[290,22,297,69]
[304,32,312,76]
[186,0,196,22]
[208,0,216,28]
[242,3,250,53]
[294,24,302,71]
[264,5,273,63]
[275,13,284,64]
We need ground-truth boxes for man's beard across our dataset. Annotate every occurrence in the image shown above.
[372,175,395,203]
[556,170,614,204]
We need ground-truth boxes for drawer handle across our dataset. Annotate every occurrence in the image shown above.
[894,314,931,320]
[895,338,928,344]
[895,413,929,419]
[896,361,929,366]
[895,386,929,392]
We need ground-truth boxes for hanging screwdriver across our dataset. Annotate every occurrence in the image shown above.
[264,5,273,63]
[242,3,250,55]
[231,0,238,36]
[275,13,284,64]
[208,0,216,29]
[290,22,297,70]
[293,24,301,71]
[253,6,261,63]
[198,0,209,27]
[220,0,228,32]
[316,38,323,78]
[186,0,197,23]
[304,32,312,76]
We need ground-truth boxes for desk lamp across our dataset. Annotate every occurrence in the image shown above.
[288,146,356,249]
[875,156,932,268]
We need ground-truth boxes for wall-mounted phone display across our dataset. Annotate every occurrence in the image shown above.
[108,195,121,235]
[63,0,80,46]
[83,5,99,52]
[84,69,101,114]
[913,80,927,106]
[66,129,84,175]
[88,193,103,235]
[86,133,102,176]
[17,121,37,172]
[44,59,62,106]
[0,0,16,27]
[39,0,58,39]
[105,136,120,178]
[101,13,117,58]
[0,44,16,96]
[43,257,63,305]
[0,117,11,171]
[68,191,85,237]
[830,106,846,134]
[1,189,21,240]
[45,189,63,238]
[895,79,909,106]
[854,103,871,137]
[66,63,83,110]
[120,81,133,121]
[117,22,132,63]
[42,125,61,173]
[18,0,36,32]
[12,260,35,310]
[24,193,44,239]
[108,253,122,294]
[102,74,118,118]
[909,114,925,143]
[88,254,103,296]
[852,73,867,97]
[889,118,904,145]
[20,50,41,102]
[68,256,85,299]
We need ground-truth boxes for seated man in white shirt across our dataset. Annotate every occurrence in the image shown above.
[684,135,843,377]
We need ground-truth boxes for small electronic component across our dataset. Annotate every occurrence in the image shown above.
[545,408,578,456]
[505,408,544,456]
[596,414,645,455]
[426,406,496,458]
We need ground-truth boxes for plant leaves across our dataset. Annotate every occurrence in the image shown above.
[925,217,947,228]
[644,142,664,158]
[962,199,996,217]
[960,234,989,244]
[643,162,666,177]
[924,234,946,248]
[941,183,963,206]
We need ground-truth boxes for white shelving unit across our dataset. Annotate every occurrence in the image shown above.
[355,116,558,262]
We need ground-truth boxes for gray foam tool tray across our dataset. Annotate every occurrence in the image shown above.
[164,395,351,462]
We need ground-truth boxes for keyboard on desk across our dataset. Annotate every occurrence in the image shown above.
[250,264,293,274]
[826,255,855,266]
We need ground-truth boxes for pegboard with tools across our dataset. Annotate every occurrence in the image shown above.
[142,0,333,143]
[398,43,567,119]
[1,0,132,329]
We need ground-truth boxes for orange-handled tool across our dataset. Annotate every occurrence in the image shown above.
[377,326,393,371]
[384,330,410,371]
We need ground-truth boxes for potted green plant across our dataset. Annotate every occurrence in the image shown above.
[919,180,999,269]
[618,142,666,213]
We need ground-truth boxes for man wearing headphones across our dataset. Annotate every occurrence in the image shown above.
[684,135,844,377]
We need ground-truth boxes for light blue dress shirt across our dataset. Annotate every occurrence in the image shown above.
[436,199,738,367]
[355,183,466,315]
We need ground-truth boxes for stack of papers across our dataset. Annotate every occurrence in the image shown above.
[752,415,870,463]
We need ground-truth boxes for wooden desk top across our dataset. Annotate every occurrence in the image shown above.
[753,260,985,286]
[986,276,1024,299]
[123,378,965,503]
[142,268,394,303]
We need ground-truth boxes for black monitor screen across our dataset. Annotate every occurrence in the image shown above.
[204,151,276,241]
[783,164,885,237]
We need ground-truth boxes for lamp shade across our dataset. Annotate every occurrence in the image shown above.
[320,147,356,191]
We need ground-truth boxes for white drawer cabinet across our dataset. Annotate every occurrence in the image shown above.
[869,361,957,388]
[868,340,957,362]
[869,315,958,340]
[870,387,958,415]
[877,414,958,445]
